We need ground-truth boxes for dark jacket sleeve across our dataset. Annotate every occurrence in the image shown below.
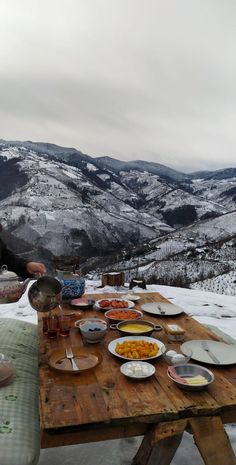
[0,238,30,279]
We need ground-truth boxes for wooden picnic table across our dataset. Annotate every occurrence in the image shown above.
[38,292,236,465]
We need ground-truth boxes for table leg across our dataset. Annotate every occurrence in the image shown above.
[132,419,187,465]
[189,416,236,465]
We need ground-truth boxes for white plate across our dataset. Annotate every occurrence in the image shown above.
[95,298,135,310]
[120,361,155,379]
[141,302,184,316]
[108,335,165,361]
[181,340,236,365]
[122,294,140,302]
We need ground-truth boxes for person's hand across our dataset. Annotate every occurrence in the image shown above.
[26,262,46,278]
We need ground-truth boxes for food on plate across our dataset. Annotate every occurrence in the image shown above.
[166,350,177,357]
[106,310,140,320]
[115,340,158,359]
[119,322,153,333]
[165,324,185,341]
[99,299,129,309]
[124,362,151,377]
[183,375,208,385]
[171,353,186,363]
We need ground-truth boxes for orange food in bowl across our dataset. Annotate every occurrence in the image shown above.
[115,340,158,359]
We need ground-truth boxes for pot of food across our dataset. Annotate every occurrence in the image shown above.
[0,265,30,304]
[110,319,162,336]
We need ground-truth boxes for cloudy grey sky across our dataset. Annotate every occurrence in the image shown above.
[1,0,236,172]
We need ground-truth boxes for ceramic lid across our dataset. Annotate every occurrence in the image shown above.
[0,265,19,283]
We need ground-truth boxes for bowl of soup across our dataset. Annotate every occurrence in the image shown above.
[110,320,162,336]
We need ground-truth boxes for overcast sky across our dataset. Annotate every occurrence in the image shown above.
[1,0,236,172]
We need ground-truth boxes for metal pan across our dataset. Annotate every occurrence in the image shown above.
[110,319,163,336]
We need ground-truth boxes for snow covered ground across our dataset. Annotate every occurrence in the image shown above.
[190,270,236,296]
[1,280,236,465]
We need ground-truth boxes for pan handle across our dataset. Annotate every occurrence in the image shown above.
[154,324,163,332]
[110,324,118,330]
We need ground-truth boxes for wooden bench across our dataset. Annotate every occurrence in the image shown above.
[0,318,40,465]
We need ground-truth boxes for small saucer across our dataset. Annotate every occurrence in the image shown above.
[122,294,140,302]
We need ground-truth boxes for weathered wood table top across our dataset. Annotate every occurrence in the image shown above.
[39,292,236,465]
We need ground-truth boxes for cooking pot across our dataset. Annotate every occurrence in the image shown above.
[0,265,30,304]
[110,319,163,336]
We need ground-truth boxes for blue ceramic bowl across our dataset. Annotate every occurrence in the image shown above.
[59,277,85,301]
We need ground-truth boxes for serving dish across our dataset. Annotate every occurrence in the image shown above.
[70,297,95,309]
[104,309,143,322]
[48,347,102,373]
[120,361,155,379]
[96,298,135,310]
[167,363,214,391]
[108,335,165,361]
[141,302,184,316]
[162,348,192,365]
[181,340,236,365]
[110,319,162,336]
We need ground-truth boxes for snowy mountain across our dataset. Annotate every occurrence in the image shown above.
[0,139,236,280]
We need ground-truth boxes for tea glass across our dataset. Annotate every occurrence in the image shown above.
[43,315,59,339]
[58,315,71,337]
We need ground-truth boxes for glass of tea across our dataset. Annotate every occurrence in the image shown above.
[58,315,71,337]
[44,315,59,339]
[47,315,59,339]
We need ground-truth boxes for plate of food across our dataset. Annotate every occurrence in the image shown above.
[96,298,135,310]
[120,361,155,379]
[105,309,143,322]
[108,336,165,361]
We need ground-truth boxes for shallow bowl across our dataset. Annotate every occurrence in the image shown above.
[75,318,107,343]
[71,297,95,309]
[167,363,214,391]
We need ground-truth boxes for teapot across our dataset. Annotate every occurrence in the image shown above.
[28,276,62,313]
[0,265,30,304]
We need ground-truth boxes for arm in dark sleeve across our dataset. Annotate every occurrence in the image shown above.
[0,238,30,279]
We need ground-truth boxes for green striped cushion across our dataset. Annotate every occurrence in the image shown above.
[0,318,40,465]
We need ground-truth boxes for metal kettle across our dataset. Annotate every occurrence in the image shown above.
[28,276,62,313]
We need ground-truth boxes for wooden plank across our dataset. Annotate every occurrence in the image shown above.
[190,416,236,465]
[132,419,187,465]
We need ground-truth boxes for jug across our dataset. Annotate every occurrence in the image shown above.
[0,265,30,304]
